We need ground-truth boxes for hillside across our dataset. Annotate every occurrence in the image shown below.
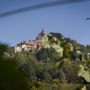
[12,30,90,61]
[3,30,90,90]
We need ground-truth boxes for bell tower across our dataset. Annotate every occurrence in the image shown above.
[36,29,46,40]
[42,29,46,35]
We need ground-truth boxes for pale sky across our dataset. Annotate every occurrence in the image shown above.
[0,0,90,46]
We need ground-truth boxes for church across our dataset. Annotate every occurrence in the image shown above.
[36,29,46,40]
[14,29,46,53]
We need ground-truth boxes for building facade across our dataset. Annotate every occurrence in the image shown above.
[14,30,46,53]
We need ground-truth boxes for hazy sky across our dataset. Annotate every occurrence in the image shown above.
[0,0,90,46]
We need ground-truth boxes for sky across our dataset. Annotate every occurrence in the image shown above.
[0,0,90,46]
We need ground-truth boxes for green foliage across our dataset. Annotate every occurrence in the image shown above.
[14,52,26,66]
[1,31,90,89]
[50,32,63,39]
[0,44,29,90]
[63,47,70,59]
[41,34,63,57]
[36,48,60,62]
[84,59,90,65]
[78,65,90,82]
[78,59,90,83]
[63,62,82,83]
[0,44,7,57]
[42,72,52,83]
[19,55,38,82]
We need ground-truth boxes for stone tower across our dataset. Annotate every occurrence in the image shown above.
[36,29,46,40]
[42,29,46,35]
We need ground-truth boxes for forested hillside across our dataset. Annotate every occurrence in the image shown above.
[0,32,90,90]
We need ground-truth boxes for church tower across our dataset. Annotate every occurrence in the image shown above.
[36,29,46,40]
[42,29,46,35]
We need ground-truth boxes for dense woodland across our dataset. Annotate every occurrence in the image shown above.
[0,32,90,90]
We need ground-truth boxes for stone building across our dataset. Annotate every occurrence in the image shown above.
[15,46,22,53]
[14,30,46,53]
[36,29,46,40]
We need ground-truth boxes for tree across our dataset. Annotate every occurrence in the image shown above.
[63,47,70,59]
[0,44,29,90]
[36,48,60,62]
[42,72,52,83]
[78,60,90,83]
[50,32,63,39]
[14,52,26,67]
[19,55,38,82]
[78,65,90,83]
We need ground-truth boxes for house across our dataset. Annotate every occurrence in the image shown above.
[76,50,81,54]
[4,52,10,56]
[15,46,22,53]
[86,53,90,59]
[14,30,46,53]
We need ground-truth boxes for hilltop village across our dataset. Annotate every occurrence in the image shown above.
[3,29,90,89]
[14,29,46,53]
[13,29,90,61]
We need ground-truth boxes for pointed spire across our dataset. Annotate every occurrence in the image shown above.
[36,29,46,40]
[42,28,46,35]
